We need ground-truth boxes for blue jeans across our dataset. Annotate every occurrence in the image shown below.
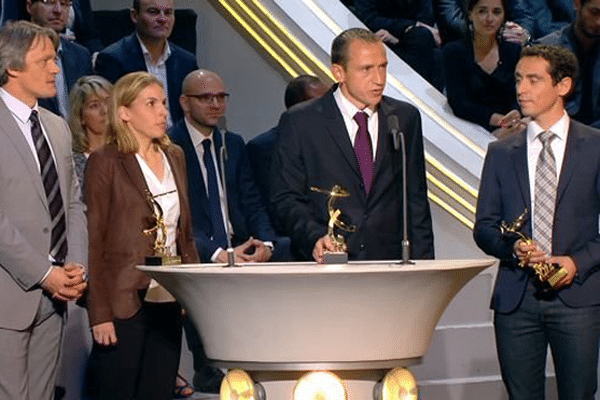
[494,282,600,400]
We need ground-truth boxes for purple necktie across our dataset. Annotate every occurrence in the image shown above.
[354,111,373,193]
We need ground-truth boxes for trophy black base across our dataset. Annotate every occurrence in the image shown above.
[145,256,182,266]
[323,251,348,264]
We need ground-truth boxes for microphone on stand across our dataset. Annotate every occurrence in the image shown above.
[218,129,236,267]
[388,115,413,265]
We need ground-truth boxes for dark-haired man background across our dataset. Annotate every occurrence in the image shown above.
[94,0,197,125]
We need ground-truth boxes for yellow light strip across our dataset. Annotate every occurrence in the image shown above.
[218,0,300,77]
[428,192,474,229]
[427,172,476,214]
[250,0,335,81]
[425,154,479,198]
[232,0,316,75]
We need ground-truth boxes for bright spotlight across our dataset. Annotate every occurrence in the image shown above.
[220,369,258,400]
[293,371,347,400]
[373,367,418,400]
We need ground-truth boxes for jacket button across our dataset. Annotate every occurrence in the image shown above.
[359,244,365,250]
[42,227,49,233]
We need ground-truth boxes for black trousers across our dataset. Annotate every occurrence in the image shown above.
[95,302,182,400]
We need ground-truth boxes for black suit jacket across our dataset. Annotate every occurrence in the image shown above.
[39,37,92,117]
[271,88,434,261]
[169,121,277,261]
[94,33,198,123]
[474,120,600,313]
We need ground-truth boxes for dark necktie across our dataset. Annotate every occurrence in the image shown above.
[30,110,67,263]
[353,111,374,193]
[534,131,557,255]
[202,139,228,248]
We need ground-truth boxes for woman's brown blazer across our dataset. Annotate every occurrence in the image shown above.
[84,142,199,326]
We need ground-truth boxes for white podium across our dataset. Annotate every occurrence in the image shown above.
[138,259,494,399]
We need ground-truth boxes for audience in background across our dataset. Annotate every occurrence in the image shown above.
[94,0,197,125]
[538,0,600,128]
[353,0,444,90]
[521,0,574,39]
[443,0,523,136]
[246,75,329,213]
[68,75,112,184]
[26,0,92,117]
[434,0,533,44]
[63,0,103,53]
[85,72,198,400]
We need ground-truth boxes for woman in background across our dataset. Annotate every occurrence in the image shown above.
[69,75,112,185]
[85,71,198,400]
[443,0,524,137]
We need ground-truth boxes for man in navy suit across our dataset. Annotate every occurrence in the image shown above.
[94,0,197,124]
[170,69,280,393]
[26,0,92,117]
[474,44,600,399]
[271,28,434,262]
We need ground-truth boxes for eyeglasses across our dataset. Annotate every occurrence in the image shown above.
[185,93,230,104]
[36,0,72,8]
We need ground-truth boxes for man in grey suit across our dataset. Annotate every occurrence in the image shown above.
[0,20,87,400]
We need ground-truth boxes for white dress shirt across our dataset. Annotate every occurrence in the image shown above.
[333,87,379,160]
[526,112,569,234]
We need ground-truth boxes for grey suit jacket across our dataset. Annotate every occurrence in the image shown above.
[0,98,87,330]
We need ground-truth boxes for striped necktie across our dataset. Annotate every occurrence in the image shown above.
[534,131,557,255]
[30,110,67,263]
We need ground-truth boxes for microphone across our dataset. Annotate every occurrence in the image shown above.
[388,115,412,265]
[217,129,236,267]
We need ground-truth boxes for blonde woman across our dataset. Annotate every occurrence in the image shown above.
[85,72,198,400]
[69,75,112,184]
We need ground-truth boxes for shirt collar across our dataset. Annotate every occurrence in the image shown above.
[137,34,171,65]
[333,86,375,120]
[185,117,214,149]
[527,112,570,144]
[0,88,39,124]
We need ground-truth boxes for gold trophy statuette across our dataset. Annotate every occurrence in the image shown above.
[143,190,181,266]
[500,209,568,289]
[311,185,356,264]
[143,191,181,302]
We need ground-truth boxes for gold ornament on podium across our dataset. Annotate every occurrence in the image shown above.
[500,209,568,289]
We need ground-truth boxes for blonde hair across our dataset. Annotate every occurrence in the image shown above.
[107,71,171,153]
[69,75,113,153]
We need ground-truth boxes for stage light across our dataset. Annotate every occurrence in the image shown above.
[373,367,418,400]
[220,369,264,400]
[293,371,347,400]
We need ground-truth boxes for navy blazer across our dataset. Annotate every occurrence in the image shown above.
[271,87,434,261]
[169,121,277,261]
[39,37,92,116]
[94,33,198,123]
[474,121,600,313]
[246,126,279,210]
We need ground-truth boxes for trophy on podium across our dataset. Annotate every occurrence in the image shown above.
[311,185,356,264]
[500,209,568,289]
[143,190,180,302]
[143,190,181,266]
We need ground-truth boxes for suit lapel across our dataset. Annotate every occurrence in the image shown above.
[510,131,531,210]
[0,99,48,207]
[125,34,149,72]
[320,92,362,181]
[373,100,393,186]
[556,122,582,205]
[120,152,154,212]
[176,123,209,219]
